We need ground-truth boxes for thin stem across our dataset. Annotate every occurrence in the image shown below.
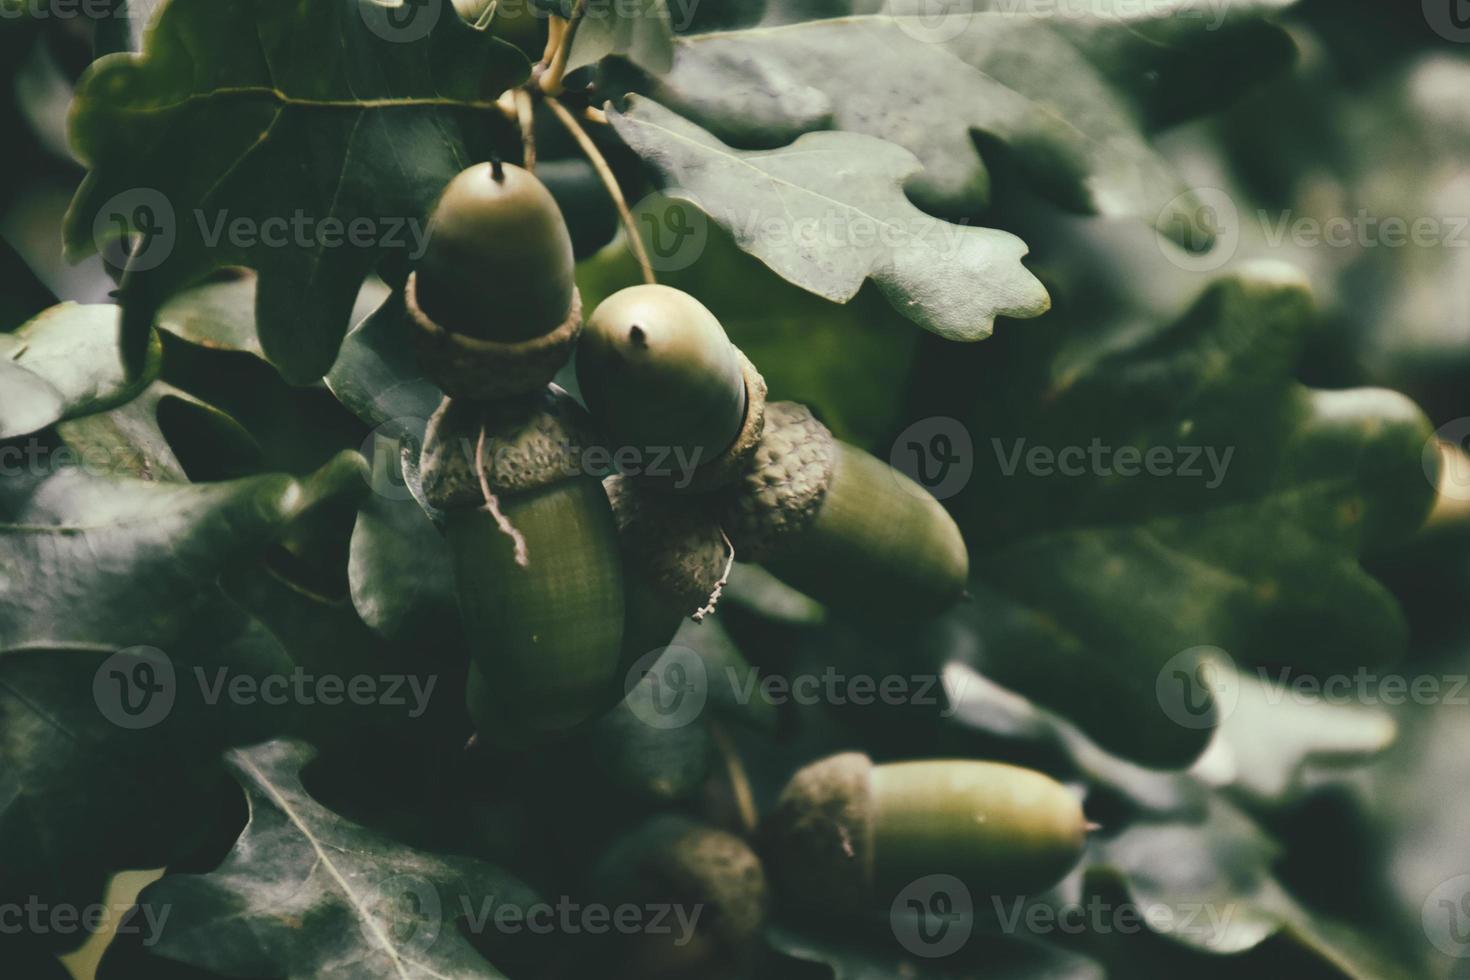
[545,95,656,285]
[477,423,530,567]
[515,88,536,171]
[538,1,586,96]
[709,721,758,836]
[691,527,735,623]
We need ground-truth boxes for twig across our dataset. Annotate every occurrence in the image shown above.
[709,721,759,837]
[691,527,735,623]
[544,94,656,285]
[515,88,536,171]
[538,1,586,96]
[476,423,530,567]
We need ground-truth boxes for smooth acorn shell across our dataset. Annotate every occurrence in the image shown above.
[761,753,1084,914]
[451,478,625,742]
[416,162,576,342]
[772,443,968,617]
[869,759,1085,902]
[578,285,747,467]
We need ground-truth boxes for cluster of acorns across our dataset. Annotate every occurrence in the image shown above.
[407,162,1088,972]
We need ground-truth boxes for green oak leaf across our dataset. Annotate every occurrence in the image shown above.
[925,263,1436,767]
[122,738,542,979]
[609,98,1050,342]
[65,0,531,383]
[623,0,1296,237]
[576,0,675,72]
[349,474,459,643]
[0,449,367,657]
[0,304,162,439]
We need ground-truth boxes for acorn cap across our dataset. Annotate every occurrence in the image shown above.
[408,275,583,401]
[720,402,837,561]
[590,814,769,955]
[415,162,576,342]
[759,752,875,917]
[605,474,728,614]
[419,386,596,511]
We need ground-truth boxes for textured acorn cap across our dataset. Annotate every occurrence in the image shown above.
[605,474,728,614]
[759,752,875,916]
[720,402,837,561]
[415,162,576,342]
[590,814,769,954]
[409,275,583,401]
[420,386,598,510]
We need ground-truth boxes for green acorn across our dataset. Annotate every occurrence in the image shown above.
[723,402,969,619]
[578,284,768,492]
[420,387,625,744]
[585,814,769,980]
[761,753,1085,914]
[408,162,582,400]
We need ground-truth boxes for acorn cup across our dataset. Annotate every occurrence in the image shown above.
[761,752,1086,916]
[581,814,770,980]
[408,161,583,400]
[603,473,730,666]
[419,387,626,745]
[579,284,967,620]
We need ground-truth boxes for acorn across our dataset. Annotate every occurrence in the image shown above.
[761,753,1086,915]
[584,814,769,980]
[407,161,582,400]
[419,387,625,744]
[723,402,968,618]
[578,284,767,493]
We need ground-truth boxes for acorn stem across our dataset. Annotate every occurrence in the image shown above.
[691,527,735,623]
[477,421,529,567]
[490,156,505,182]
[545,95,656,285]
[515,89,537,172]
